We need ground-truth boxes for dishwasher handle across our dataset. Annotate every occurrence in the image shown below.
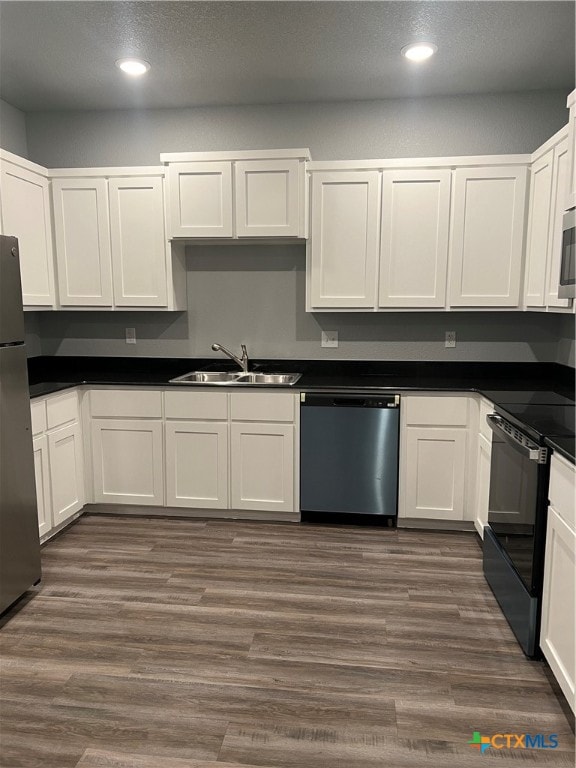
[301,393,400,408]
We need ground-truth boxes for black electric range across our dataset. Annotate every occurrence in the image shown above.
[483,391,575,658]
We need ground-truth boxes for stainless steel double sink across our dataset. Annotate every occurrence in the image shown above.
[169,371,302,386]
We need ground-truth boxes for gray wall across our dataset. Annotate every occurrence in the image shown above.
[26,246,570,363]
[0,98,27,157]
[25,90,569,168]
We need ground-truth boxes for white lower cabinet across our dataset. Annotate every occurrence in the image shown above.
[91,418,164,505]
[163,390,297,517]
[474,433,492,537]
[48,423,85,527]
[230,422,294,513]
[165,421,228,508]
[399,394,473,523]
[31,391,85,539]
[540,454,576,714]
[32,435,52,537]
[403,427,467,520]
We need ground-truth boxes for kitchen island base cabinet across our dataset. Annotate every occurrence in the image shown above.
[540,454,576,715]
[91,419,164,506]
[165,421,228,509]
[230,422,294,513]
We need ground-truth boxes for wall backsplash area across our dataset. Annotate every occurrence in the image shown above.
[23,245,575,366]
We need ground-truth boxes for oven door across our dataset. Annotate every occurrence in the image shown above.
[485,414,549,595]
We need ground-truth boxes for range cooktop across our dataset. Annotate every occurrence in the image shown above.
[484,390,575,406]
[495,403,576,443]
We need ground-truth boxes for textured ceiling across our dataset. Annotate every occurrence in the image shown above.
[0,1,574,112]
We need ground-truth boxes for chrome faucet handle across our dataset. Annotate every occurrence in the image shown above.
[240,344,249,372]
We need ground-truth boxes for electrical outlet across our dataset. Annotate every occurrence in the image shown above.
[321,330,339,348]
[125,327,136,345]
[445,331,456,348]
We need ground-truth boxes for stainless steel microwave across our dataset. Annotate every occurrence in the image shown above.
[559,208,575,299]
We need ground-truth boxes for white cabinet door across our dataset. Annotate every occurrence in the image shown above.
[52,178,113,306]
[309,171,380,308]
[379,170,451,308]
[235,160,301,237]
[546,137,572,309]
[48,423,84,527]
[474,432,492,538]
[167,162,233,238]
[91,419,164,505]
[524,150,554,307]
[109,177,168,307]
[567,93,576,211]
[540,506,576,713]
[0,163,55,306]
[401,427,467,520]
[230,422,294,513]
[33,434,52,537]
[449,166,528,307]
[165,421,228,509]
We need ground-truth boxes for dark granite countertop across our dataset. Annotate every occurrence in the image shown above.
[545,436,576,465]
[27,356,575,461]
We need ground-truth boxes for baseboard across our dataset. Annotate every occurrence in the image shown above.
[84,503,301,523]
[397,518,475,532]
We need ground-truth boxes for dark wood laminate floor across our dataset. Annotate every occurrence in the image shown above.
[0,515,574,767]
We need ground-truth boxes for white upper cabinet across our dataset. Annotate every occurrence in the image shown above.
[546,136,572,309]
[52,177,113,306]
[235,159,302,237]
[449,166,528,307]
[378,170,451,308]
[567,89,576,211]
[524,150,554,307]
[308,170,380,309]
[161,150,310,239]
[167,161,233,238]
[109,176,168,307]
[523,129,571,311]
[0,153,56,307]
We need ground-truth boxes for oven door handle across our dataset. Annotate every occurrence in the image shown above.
[486,414,548,464]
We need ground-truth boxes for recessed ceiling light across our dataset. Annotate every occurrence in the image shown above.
[115,58,151,76]
[401,43,437,62]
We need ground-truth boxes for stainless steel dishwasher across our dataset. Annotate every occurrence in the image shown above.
[300,393,400,525]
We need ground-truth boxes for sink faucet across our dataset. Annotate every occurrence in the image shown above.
[211,343,249,374]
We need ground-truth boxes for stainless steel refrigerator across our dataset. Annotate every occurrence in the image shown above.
[0,235,41,614]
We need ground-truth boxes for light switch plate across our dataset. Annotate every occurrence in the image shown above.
[445,331,456,348]
[125,327,136,345]
[321,330,339,348]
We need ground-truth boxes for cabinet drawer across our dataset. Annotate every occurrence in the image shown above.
[46,390,79,430]
[90,389,162,418]
[165,390,228,420]
[549,453,576,530]
[404,396,469,427]
[479,398,495,441]
[30,399,47,435]
[231,392,295,422]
